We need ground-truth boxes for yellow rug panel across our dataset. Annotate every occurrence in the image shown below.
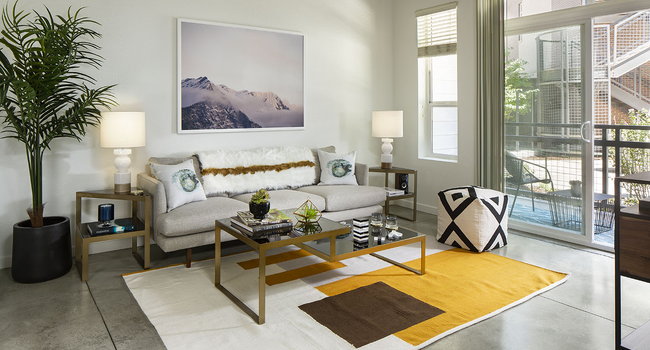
[266,261,346,286]
[316,248,568,346]
[237,249,312,270]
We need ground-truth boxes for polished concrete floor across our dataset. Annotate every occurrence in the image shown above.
[2,207,649,350]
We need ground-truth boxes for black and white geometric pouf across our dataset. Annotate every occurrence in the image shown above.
[437,186,509,252]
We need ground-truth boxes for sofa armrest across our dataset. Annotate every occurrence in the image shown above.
[137,173,167,217]
[355,163,369,186]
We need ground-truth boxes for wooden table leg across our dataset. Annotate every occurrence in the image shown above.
[131,236,137,255]
[413,171,418,221]
[144,197,151,269]
[420,236,426,274]
[258,247,266,324]
[215,228,221,285]
[81,240,89,282]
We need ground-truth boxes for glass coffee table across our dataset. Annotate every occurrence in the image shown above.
[214,210,426,325]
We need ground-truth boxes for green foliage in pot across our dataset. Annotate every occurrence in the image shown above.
[250,189,270,204]
[0,2,115,227]
[302,207,319,221]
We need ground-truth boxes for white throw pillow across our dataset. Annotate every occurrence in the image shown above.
[317,150,358,185]
[150,159,207,211]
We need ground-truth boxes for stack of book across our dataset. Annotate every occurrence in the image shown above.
[352,218,369,250]
[384,187,405,197]
[230,209,293,238]
[87,218,138,236]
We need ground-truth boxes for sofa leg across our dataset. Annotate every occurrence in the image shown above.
[185,248,192,268]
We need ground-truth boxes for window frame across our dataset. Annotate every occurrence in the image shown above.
[417,3,459,163]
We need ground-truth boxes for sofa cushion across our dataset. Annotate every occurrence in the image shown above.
[156,197,248,237]
[317,150,358,185]
[197,146,317,196]
[232,189,326,212]
[297,185,385,212]
[150,159,207,212]
[312,146,335,184]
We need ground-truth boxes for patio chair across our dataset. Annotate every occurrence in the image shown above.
[505,151,555,216]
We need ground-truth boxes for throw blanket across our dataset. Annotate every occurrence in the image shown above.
[196,146,316,196]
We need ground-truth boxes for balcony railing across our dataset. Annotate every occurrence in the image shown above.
[594,124,650,195]
[506,122,650,196]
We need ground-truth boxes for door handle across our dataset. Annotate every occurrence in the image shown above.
[580,121,592,143]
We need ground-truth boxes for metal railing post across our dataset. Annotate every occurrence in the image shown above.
[614,128,621,179]
[602,126,609,194]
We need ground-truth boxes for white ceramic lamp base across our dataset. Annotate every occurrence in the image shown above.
[113,148,132,193]
[380,138,394,169]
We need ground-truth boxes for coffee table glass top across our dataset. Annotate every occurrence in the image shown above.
[215,209,349,241]
[302,223,423,256]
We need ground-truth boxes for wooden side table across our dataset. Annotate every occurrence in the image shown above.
[614,172,650,349]
[369,167,418,221]
[74,189,152,281]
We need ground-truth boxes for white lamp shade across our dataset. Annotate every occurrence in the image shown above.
[100,112,146,148]
[372,110,403,138]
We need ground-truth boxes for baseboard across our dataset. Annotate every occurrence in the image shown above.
[0,255,10,269]
[393,199,437,215]
[0,237,152,269]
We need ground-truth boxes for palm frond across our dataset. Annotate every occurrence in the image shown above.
[0,1,116,226]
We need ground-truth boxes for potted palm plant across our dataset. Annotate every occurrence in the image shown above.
[0,3,115,283]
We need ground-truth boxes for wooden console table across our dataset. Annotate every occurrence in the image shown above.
[74,189,152,281]
[615,172,650,349]
[369,167,418,221]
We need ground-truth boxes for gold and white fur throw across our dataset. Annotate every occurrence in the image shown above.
[196,146,316,196]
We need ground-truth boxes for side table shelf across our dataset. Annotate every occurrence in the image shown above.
[75,189,152,281]
[369,167,418,221]
[615,172,650,350]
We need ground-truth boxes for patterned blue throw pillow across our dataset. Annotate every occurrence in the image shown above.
[317,150,358,185]
[151,159,207,211]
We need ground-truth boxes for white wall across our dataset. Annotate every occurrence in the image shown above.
[0,0,394,267]
[391,0,478,213]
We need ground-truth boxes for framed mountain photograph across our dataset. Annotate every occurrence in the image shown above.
[177,19,304,133]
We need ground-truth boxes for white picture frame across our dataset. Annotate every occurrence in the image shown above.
[177,19,304,133]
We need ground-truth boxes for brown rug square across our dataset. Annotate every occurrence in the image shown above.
[299,281,444,347]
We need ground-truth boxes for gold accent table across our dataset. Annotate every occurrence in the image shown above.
[74,189,152,281]
[214,211,426,325]
[369,166,418,221]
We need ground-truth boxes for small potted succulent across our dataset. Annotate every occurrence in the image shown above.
[249,189,271,220]
[294,200,322,223]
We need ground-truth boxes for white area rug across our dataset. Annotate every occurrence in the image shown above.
[124,241,444,350]
[123,239,567,350]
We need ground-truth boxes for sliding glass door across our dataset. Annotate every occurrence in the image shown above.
[500,1,650,250]
[504,24,595,242]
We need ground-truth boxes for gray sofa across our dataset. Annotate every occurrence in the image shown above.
[137,152,384,265]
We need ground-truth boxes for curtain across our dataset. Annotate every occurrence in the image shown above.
[477,0,504,190]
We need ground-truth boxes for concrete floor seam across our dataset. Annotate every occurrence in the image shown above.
[539,294,636,329]
[87,281,118,350]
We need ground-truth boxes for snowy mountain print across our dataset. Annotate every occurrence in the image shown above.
[181,77,303,130]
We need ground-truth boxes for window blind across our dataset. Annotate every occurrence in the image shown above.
[417,3,458,58]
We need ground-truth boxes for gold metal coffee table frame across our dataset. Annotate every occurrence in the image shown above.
[214,213,426,325]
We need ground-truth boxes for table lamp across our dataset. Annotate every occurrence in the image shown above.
[372,110,403,169]
[100,112,146,193]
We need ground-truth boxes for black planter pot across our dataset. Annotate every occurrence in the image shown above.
[249,201,270,220]
[11,216,72,283]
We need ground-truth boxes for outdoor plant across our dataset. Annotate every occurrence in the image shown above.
[504,51,538,122]
[612,109,650,203]
[250,189,270,204]
[0,2,115,227]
